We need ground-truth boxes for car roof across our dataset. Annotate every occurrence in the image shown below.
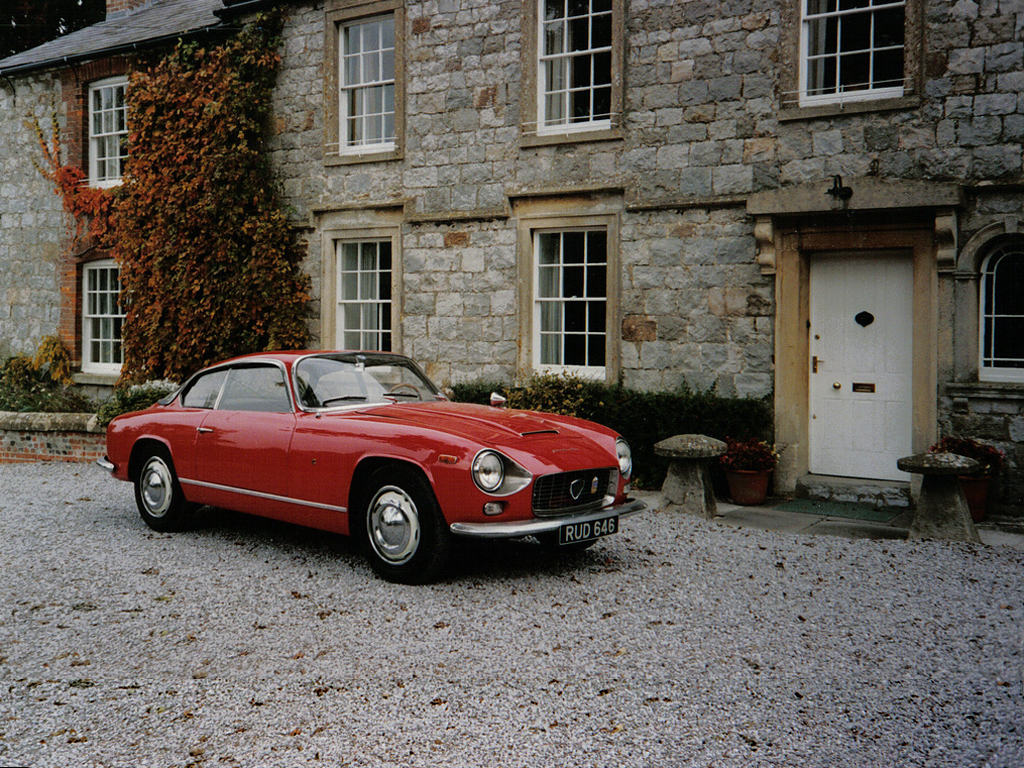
[214,350,413,367]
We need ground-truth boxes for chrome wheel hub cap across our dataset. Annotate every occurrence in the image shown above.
[141,459,172,518]
[368,487,420,564]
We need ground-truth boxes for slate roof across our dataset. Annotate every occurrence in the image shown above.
[0,0,228,76]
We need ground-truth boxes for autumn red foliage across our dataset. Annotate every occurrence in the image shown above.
[106,14,311,383]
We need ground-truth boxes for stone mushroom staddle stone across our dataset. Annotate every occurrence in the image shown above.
[897,452,982,543]
[654,434,727,520]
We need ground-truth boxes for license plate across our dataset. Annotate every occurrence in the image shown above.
[558,515,618,545]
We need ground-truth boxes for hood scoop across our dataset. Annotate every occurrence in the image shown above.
[520,429,559,437]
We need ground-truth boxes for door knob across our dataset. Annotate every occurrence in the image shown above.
[833,382,841,390]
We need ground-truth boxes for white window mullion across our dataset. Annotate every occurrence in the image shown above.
[88,77,128,187]
[337,240,392,351]
[799,0,905,106]
[979,242,1024,381]
[534,230,607,375]
[339,16,396,153]
[82,260,124,374]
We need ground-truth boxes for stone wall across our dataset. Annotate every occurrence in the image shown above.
[941,385,1024,515]
[264,0,1022,396]
[0,412,105,464]
[268,0,783,395]
[0,71,66,360]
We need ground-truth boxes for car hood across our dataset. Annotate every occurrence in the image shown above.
[366,401,608,447]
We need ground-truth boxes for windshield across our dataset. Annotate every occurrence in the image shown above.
[293,353,443,409]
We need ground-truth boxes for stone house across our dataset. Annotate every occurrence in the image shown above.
[1,0,1022,509]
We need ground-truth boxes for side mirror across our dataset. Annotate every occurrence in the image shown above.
[489,392,507,408]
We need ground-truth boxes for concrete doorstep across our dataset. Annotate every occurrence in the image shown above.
[638,490,1024,550]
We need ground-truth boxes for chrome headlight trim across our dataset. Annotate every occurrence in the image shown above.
[470,449,533,496]
[472,450,504,493]
[616,438,633,480]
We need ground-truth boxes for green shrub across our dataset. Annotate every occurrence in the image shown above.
[451,373,773,489]
[0,355,94,413]
[96,380,179,427]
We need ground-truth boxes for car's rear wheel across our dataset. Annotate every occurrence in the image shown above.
[360,465,450,584]
[134,448,190,532]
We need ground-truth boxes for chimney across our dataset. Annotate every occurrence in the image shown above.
[107,0,156,19]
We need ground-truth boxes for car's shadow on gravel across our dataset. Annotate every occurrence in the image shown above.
[181,505,628,583]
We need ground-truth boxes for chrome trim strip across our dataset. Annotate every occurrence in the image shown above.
[95,457,115,473]
[180,478,347,514]
[449,498,647,538]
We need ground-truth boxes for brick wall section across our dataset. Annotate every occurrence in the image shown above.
[0,412,105,464]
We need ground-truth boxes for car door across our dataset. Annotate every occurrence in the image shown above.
[192,364,297,510]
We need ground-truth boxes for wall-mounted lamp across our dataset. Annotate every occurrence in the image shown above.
[826,174,853,201]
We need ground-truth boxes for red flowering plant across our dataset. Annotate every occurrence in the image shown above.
[719,438,778,473]
[928,436,1004,477]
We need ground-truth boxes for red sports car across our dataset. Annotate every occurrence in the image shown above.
[99,351,645,582]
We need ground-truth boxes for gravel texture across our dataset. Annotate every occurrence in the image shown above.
[1,462,1022,768]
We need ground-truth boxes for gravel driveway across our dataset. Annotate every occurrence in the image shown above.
[1,462,1021,768]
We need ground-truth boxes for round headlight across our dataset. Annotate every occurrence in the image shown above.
[472,450,505,493]
[616,438,632,479]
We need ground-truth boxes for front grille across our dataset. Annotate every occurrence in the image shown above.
[532,468,616,517]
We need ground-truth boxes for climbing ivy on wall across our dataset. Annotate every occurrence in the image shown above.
[33,111,114,247]
[105,12,310,384]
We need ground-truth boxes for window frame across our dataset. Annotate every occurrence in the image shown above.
[88,76,129,188]
[81,259,125,375]
[336,238,394,352]
[325,0,405,165]
[521,0,624,147]
[319,209,404,353]
[780,0,922,119]
[533,228,610,376]
[978,239,1024,384]
[799,0,907,108]
[517,210,621,382]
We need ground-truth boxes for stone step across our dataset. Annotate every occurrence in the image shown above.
[795,475,913,509]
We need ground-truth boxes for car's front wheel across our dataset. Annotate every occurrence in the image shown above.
[134,448,190,532]
[359,465,450,584]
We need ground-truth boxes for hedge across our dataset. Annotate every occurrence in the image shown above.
[451,373,772,489]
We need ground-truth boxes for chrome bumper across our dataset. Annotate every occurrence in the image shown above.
[95,457,115,473]
[449,498,647,539]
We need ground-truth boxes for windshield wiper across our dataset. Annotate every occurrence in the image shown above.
[320,395,367,406]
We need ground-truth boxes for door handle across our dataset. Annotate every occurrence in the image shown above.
[197,427,213,434]
[813,356,823,373]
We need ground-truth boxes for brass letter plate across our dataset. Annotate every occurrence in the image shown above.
[852,382,876,393]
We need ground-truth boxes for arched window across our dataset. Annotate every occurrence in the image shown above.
[979,239,1024,382]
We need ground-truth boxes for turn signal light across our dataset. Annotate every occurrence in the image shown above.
[483,502,506,516]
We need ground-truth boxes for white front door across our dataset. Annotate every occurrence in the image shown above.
[809,252,913,481]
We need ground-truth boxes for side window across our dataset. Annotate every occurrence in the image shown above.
[535,229,608,374]
[218,366,293,413]
[337,239,392,351]
[89,76,128,187]
[979,240,1024,383]
[181,370,228,409]
[800,0,906,106]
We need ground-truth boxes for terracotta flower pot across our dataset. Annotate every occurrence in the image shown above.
[724,468,772,506]
[959,475,991,522]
